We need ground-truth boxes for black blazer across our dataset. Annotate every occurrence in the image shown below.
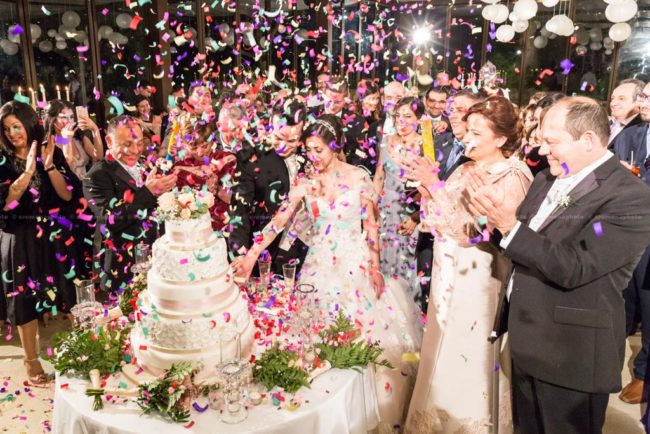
[228,147,292,258]
[82,158,158,292]
[607,114,643,151]
[613,122,650,186]
[435,132,470,180]
[496,156,650,394]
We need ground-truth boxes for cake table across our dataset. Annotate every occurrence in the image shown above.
[52,367,379,434]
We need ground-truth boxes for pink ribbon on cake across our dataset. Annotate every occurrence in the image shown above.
[154,293,229,312]
[166,226,214,244]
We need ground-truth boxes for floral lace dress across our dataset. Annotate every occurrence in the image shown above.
[405,158,532,434]
[297,173,423,433]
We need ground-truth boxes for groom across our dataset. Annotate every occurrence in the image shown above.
[468,96,650,433]
[227,97,309,275]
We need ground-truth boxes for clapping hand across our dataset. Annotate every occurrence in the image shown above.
[41,136,56,169]
[25,141,38,174]
[398,216,418,236]
[465,167,516,233]
[402,156,441,199]
[145,166,177,195]
[433,120,448,134]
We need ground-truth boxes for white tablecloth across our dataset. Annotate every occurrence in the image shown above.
[52,368,379,434]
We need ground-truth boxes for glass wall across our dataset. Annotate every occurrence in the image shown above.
[204,0,237,88]
[29,0,94,105]
[95,0,153,105]
[0,1,26,106]
[486,21,524,104]
[616,1,650,84]
[448,5,484,79]
[168,0,199,89]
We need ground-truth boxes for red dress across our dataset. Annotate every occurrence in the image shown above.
[175,150,235,231]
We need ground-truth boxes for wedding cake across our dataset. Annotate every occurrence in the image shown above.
[130,189,255,376]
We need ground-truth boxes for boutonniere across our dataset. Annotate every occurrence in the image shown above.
[555,193,573,210]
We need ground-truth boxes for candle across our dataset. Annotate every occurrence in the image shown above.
[29,88,36,108]
[56,85,61,100]
[65,86,70,102]
[39,84,46,104]
[248,392,262,405]
[17,86,22,96]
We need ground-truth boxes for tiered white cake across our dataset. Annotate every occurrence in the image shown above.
[131,213,255,376]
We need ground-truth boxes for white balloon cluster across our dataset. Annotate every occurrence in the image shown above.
[0,39,18,56]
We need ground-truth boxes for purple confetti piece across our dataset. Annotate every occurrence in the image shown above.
[560,58,574,75]
[593,221,604,237]
[264,295,276,309]
[192,402,209,413]
[10,25,23,36]
[561,162,570,175]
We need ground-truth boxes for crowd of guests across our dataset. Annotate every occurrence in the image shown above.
[2,69,650,433]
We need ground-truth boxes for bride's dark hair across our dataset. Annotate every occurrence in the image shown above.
[302,114,344,151]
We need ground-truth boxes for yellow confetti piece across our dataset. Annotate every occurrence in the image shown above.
[402,352,420,363]
[47,289,56,301]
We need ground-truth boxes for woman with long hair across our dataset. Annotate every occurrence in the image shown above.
[0,101,75,384]
[233,114,422,432]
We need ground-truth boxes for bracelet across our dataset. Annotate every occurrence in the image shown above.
[45,165,56,173]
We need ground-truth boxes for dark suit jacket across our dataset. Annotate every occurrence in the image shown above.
[607,114,643,151]
[228,147,307,271]
[435,132,471,180]
[496,156,650,394]
[613,122,650,186]
[82,158,158,292]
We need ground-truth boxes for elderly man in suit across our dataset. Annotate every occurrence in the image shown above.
[228,98,308,275]
[83,115,177,293]
[608,78,644,149]
[469,96,650,433]
[613,80,650,404]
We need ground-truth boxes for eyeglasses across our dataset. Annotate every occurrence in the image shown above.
[57,114,75,120]
[639,94,650,103]
[427,98,446,104]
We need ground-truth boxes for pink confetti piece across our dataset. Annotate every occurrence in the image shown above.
[5,200,19,210]
[179,258,188,265]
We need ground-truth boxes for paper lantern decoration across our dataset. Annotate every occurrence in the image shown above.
[3,41,18,55]
[605,49,613,55]
[492,4,510,24]
[589,41,603,50]
[589,27,603,42]
[542,0,560,7]
[605,0,638,23]
[73,30,87,43]
[575,29,590,45]
[496,24,515,42]
[609,22,632,41]
[116,13,132,30]
[38,40,53,52]
[545,16,560,34]
[58,25,75,39]
[98,25,113,40]
[533,35,548,48]
[513,20,529,33]
[554,15,575,36]
[603,36,615,49]
[8,25,21,43]
[482,5,498,22]
[575,45,588,55]
[62,11,81,29]
[481,0,500,4]
[56,40,67,50]
[47,29,58,38]
[513,0,538,21]
[509,11,520,22]
[30,24,42,41]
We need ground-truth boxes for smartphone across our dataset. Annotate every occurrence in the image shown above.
[75,105,88,120]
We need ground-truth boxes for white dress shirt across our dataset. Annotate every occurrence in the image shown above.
[284,154,299,185]
[501,151,614,298]
[116,159,145,188]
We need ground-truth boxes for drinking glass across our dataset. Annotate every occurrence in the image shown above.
[282,263,296,289]
[630,161,641,177]
[75,279,95,305]
[257,257,272,291]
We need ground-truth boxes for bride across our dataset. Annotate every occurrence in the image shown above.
[232,114,422,432]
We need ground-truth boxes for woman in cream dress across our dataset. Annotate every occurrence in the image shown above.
[403,96,533,433]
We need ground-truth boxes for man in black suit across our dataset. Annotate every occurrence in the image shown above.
[423,85,451,135]
[612,80,650,404]
[227,98,308,275]
[83,115,177,293]
[413,89,482,311]
[607,78,644,149]
[470,96,650,433]
[316,78,371,174]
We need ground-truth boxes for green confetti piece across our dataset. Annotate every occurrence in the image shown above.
[64,266,76,280]
[51,305,57,316]
[118,381,128,389]
[188,272,196,282]
[123,354,132,363]
[13,94,30,105]
[108,198,118,209]
[142,327,149,337]
[121,233,134,241]
[49,229,62,242]
[2,271,13,283]
[107,96,124,116]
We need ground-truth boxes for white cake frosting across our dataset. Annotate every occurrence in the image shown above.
[131,213,255,375]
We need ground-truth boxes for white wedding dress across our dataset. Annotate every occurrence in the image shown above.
[296,176,423,433]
